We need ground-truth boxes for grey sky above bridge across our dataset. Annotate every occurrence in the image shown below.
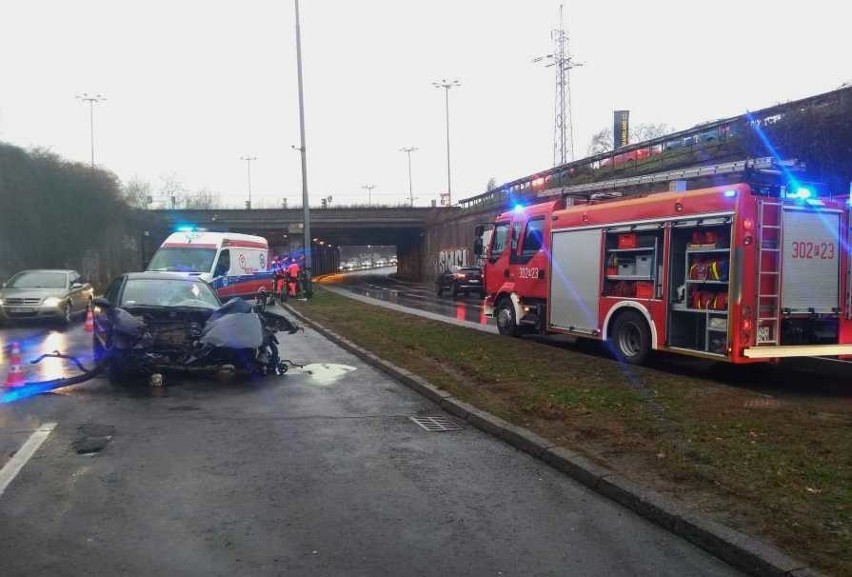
[0,0,848,210]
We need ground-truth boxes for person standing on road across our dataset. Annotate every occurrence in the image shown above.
[286,257,301,298]
[272,256,287,302]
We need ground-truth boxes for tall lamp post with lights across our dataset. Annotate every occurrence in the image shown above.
[294,0,312,297]
[399,146,418,206]
[432,79,460,206]
[240,156,257,209]
[362,184,377,206]
[76,93,106,167]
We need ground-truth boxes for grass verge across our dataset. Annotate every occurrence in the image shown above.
[291,288,851,576]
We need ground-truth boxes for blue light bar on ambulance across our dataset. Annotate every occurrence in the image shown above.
[513,203,525,213]
[176,225,195,232]
[723,190,737,198]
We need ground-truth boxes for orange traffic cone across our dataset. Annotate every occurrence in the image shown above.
[4,342,25,388]
[84,304,94,333]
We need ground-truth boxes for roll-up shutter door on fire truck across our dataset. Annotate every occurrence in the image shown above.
[781,208,840,314]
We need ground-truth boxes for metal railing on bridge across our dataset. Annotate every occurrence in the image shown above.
[459,84,851,212]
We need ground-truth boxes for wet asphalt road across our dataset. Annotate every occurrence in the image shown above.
[0,310,742,576]
[319,267,494,328]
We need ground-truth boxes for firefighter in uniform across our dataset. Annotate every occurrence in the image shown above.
[272,256,287,302]
[286,256,301,298]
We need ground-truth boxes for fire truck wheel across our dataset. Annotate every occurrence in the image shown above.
[496,298,521,337]
[610,310,651,365]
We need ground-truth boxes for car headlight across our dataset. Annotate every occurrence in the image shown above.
[0,298,4,305]
[43,297,63,307]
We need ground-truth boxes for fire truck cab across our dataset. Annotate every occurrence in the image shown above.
[483,177,852,365]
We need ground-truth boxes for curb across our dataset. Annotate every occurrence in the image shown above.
[283,303,827,577]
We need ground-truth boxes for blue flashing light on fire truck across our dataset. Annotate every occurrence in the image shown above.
[477,159,852,365]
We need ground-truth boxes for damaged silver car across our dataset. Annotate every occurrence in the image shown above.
[92,272,298,382]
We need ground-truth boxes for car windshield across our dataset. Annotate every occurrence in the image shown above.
[7,271,66,289]
[147,248,217,273]
[120,278,221,309]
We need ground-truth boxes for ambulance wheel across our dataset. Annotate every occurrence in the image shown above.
[496,298,521,337]
[609,310,651,365]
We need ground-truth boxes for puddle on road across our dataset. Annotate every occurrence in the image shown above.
[292,363,356,386]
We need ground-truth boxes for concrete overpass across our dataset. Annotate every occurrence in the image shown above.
[139,206,454,280]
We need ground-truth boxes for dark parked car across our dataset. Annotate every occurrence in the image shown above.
[92,272,296,382]
[0,269,93,325]
[435,266,484,297]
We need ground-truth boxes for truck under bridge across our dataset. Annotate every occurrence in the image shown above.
[139,206,448,281]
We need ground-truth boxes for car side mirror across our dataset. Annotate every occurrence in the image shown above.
[92,297,112,309]
[72,282,83,289]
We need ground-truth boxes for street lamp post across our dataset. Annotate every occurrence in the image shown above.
[294,0,312,296]
[399,147,418,207]
[240,156,257,209]
[362,184,376,206]
[76,93,106,167]
[432,79,460,206]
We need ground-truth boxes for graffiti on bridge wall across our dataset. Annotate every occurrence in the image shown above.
[433,247,470,274]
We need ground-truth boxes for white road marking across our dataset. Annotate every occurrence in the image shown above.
[0,422,57,498]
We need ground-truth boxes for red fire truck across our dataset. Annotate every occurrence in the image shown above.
[481,162,852,364]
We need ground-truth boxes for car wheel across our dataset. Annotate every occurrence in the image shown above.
[107,355,131,384]
[93,333,106,364]
[496,297,521,337]
[61,302,72,326]
[436,284,443,296]
[609,310,651,365]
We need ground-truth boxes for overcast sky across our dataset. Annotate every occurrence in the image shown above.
[1,1,848,209]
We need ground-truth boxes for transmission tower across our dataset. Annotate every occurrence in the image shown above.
[534,4,582,167]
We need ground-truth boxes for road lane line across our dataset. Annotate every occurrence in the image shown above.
[0,422,57,498]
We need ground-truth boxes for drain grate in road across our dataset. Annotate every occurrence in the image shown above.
[409,415,464,432]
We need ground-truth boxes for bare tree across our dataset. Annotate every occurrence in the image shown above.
[123,177,153,208]
[183,188,220,209]
[485,177,497,191]
[587,123,675,156]
[159,173,186,208]
[587,128,614,156]
[632,123,674,142]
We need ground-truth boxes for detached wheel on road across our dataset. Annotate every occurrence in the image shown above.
[496,298,521,337]
[609,310,651,365]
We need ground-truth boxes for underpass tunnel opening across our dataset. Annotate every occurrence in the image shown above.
[337,245,398,272]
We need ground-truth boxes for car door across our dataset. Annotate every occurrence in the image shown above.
[94,277,124,342]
